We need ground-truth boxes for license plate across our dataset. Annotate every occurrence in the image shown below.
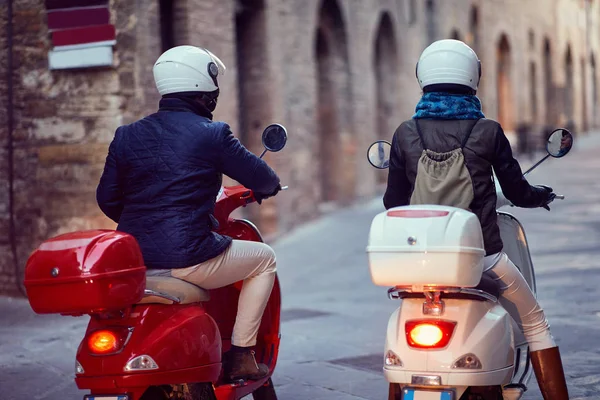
[402,388,454,400]
[84,396,128,400]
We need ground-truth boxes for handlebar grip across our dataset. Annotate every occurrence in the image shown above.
[281,186,289,191]
[555,195,565,200]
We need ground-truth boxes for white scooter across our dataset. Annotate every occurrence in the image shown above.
[366,128,573,400]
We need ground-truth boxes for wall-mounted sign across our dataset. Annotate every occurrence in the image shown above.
[45,0,115,70]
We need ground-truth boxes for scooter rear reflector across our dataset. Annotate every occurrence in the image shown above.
[406,320,456,349]
[124,355,159,371]
[386,210,449,218]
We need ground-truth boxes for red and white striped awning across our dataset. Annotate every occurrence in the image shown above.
[46,0,115,70]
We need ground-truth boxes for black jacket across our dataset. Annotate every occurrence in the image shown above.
[383,118,547,255]
[97,97,280,269]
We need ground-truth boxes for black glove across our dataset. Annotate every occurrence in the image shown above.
[255,184,282,205]
[534,185,556,211]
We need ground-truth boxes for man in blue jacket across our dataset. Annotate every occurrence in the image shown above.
[97,46,281,381]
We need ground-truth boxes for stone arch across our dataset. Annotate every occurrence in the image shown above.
[450,28,461,41]
[373,12,398,184]
[315,0,352,204]
[543,37,555,124]
[496,34,514,131]
[235,0,277,232]
[564,44,574,124]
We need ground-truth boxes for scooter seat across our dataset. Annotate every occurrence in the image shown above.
[138,276,211,305]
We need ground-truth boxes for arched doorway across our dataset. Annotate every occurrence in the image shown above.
[543,38,555,124]
[530,62,538,124]
[468,6,479,53]
[235,0,277,232]
[581,57,588,131]
[496,34,514,131]
[592,54,598,128]
[373,12,398,184]
[564,45,574,125]
[450,28,461,41]
[425,0,436,44]
[315,0,352,205]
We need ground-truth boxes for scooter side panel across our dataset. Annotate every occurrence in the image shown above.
[77,304,221,383]
[384,298,514,386]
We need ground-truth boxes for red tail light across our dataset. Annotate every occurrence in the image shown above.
[87,327,131,355]
[405,320,456,349]
[387,210,449,218]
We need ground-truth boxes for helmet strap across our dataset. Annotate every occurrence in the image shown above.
[200,89,219,112]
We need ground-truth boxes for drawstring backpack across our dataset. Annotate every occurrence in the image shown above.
[410,120,480,211]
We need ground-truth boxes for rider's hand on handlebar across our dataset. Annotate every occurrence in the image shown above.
[535,185,556,211]
[255,184,282,205]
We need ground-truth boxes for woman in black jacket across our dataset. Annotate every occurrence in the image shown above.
[384,40,568,399]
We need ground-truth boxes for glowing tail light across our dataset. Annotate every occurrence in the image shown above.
[87,327,131,355]
[405,320,456,349]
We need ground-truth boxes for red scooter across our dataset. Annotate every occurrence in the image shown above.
[23,124,289,400]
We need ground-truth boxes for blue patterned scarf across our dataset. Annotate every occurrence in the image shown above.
[413,92,485,120]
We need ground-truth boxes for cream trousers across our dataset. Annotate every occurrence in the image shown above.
[484,252,556,352]
[170,240,277,347]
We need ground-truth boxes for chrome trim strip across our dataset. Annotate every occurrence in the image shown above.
[457,288,498,303]
[388,287,498,302]
[143,289,181,304]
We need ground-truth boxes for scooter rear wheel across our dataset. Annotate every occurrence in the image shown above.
[140,384,217,400]
[252,378,278,400]
[140,386,169,400]
[460,386,503,400]
[388,383,401,400]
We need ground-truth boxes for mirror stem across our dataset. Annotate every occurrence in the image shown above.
[259,149,268,159]
[523,154,550,176]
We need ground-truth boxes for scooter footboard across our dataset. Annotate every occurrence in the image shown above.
[384,298,515,386]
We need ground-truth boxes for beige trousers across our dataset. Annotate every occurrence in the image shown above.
[484,252,555,352]
[171,240,277,347]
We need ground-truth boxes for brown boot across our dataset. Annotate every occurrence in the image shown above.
[225,348,269,382]
[530,346,570,400]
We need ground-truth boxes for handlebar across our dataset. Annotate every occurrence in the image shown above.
[555,194,565,200]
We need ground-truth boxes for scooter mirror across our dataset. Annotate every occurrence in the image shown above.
[261,124,288,153]
[367,140,392,169]
[546,128,573,158]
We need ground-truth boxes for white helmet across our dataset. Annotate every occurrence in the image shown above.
[416,39,481,91]
[153,45,226,96]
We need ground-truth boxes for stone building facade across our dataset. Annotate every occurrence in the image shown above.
[1,0,599,295]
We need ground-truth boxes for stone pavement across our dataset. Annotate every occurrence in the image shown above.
[2,133,600,399]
